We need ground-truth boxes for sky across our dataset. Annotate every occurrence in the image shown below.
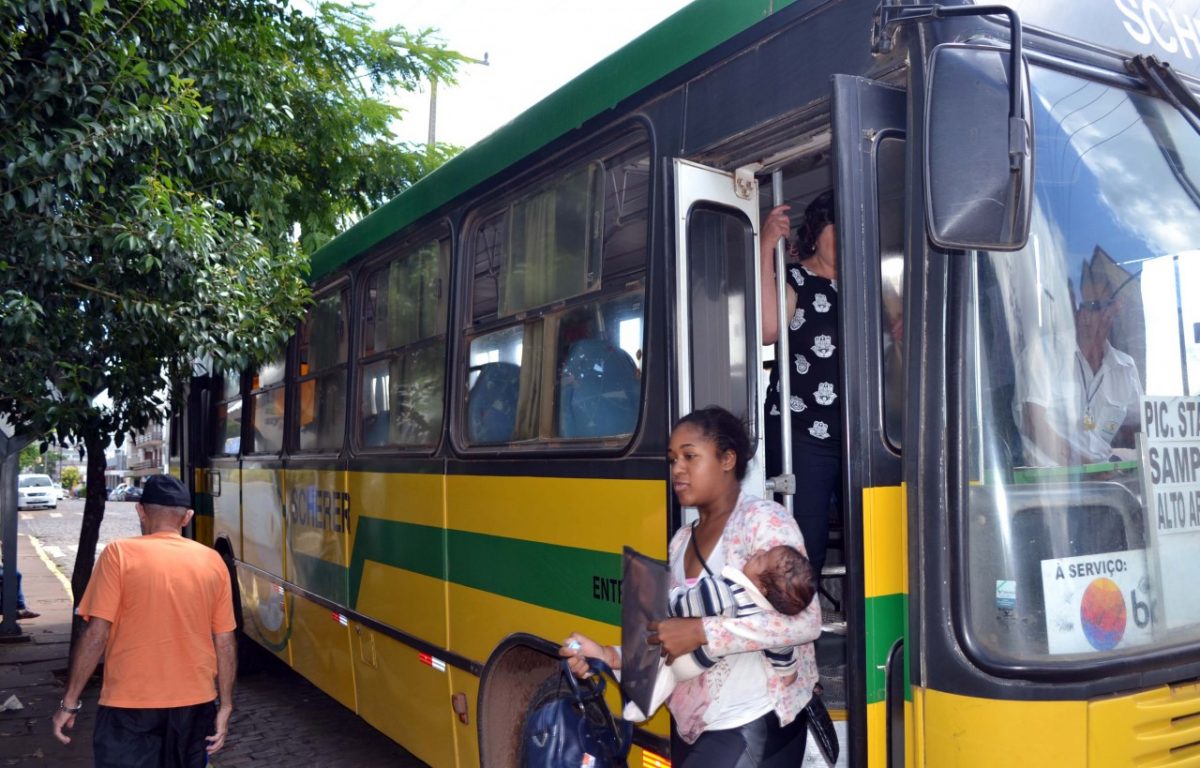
[372,0,696,149]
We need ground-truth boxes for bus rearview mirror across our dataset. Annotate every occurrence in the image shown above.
[925,44,1033,252]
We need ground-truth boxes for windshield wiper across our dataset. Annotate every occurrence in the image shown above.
[1128,54,1200,137]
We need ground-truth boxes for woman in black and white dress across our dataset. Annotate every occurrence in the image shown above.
[758,190,840,583]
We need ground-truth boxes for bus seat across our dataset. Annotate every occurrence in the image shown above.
[558,339,639,438]
[467,362,520,443]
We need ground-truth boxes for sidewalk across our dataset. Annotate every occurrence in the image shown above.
[0,530,429,767]
[0,532,99,766]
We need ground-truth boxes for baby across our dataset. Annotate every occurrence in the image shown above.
[668,544,815,681]
[624,544,816,721]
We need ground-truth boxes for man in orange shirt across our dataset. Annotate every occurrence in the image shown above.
[51,474,237,767]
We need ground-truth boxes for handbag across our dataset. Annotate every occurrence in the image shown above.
[521,658,632,768]
[805,683,839,763]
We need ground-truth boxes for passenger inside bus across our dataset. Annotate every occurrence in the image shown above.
[758,191,841,583]
[1016,254,1143,467]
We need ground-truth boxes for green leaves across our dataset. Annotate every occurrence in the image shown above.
[0,0,460,448]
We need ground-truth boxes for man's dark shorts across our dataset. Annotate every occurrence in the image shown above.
[94,701,216,768]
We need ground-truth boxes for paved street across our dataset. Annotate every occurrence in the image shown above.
[18,498,140,580]
[6,498,429,767]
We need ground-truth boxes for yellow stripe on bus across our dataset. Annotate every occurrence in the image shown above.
[446,474,667,556]
[347,471,445,527]
[862,485,906,599]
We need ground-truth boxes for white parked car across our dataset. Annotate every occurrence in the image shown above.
[18,473,57,510]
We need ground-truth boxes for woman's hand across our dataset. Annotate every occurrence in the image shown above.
[559,633,618,679]
[761,204,792,253]
[647,618,707,664]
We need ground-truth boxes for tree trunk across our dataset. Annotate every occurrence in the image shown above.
[70,431,110,645]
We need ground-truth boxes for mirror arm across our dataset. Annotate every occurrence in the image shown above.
[875,3,1027,169]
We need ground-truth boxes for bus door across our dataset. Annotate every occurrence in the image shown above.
[830,75,907,768]
[672,159,766,499]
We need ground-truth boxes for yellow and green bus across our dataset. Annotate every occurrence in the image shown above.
[169,0,1200,764]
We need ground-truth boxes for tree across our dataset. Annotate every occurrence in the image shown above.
[0,0,463,629]
[18,442,61,474]
[17,444,41,473]
[61,465,82,493]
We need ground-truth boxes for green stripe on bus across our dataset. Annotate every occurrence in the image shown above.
[348,518,623,625]
[292,550,349,605]
[865,592,907,704]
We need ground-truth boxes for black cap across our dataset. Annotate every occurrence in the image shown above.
[140,475,191,508]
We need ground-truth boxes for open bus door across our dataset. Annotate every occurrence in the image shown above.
[671,159,766,502]
[830,75,907,768]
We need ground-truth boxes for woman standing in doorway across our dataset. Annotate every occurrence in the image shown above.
[759,190,840,583]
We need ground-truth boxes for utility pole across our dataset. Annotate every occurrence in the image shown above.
[1,418,33,639]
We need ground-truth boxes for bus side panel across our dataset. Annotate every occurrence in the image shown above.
[348,470,457,767]
[288,592,356,709]
[212,463,241,557]
[236,564,292,662]
[445,473,666,758]
[285,466,356,710]
[355,624,459,768]
[919,688,1086,767]
[444,474,666,663]
[447,669,481,767]
[241,464,286,577]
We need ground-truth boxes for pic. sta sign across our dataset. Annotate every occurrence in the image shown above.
[1142,396,1200,628]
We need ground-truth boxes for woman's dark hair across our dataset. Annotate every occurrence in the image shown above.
[759,545,816,616]
[673,406,755,480]
[795,189,836,257]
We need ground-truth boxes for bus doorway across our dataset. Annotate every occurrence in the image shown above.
[749,74,907,766]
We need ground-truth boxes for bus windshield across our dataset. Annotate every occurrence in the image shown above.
[964,63,1200,666]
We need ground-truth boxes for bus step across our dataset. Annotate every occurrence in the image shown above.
[821,609,847,636]
[821,564,846,578]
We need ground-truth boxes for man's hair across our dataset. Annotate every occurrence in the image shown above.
[141,502,189,519]
[758,545,816,616]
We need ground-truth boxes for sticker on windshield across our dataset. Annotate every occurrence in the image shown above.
[996,580,1016,621]
[1141,395,1200,628]
[1041,549,1153,654]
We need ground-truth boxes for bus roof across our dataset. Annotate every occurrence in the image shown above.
[310,0,796,281]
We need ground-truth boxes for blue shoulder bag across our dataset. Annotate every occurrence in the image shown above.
[520,657,632,768]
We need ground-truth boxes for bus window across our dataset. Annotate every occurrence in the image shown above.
[359,237,448,449]
[467,325,524,443]
[211,373,243,456]
[296,289,348,452]
[554,291,643,439]
[962,65,1200,665]
[462,133,649,448]
[248,351,286,454]
[686,205,755,426]
[877,135,905,451]
[502,163,603,315]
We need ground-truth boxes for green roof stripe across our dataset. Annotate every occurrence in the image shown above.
[310,0,796,281]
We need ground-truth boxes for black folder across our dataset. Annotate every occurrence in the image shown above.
[619,546,670,718]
